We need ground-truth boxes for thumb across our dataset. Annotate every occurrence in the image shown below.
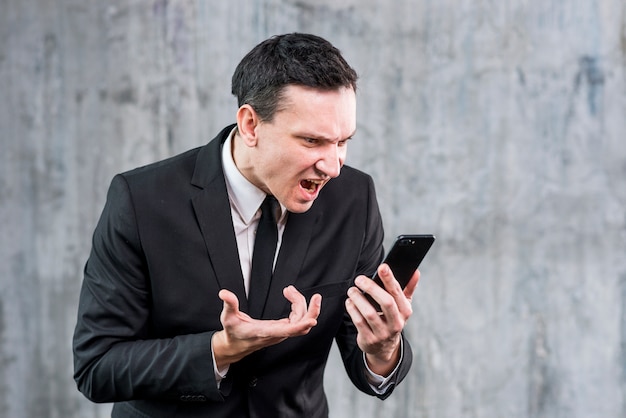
[218,289,240,314]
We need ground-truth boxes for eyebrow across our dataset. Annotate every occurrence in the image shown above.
[300,128,357,142]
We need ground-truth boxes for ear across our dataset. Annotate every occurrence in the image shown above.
[236,104,260,146]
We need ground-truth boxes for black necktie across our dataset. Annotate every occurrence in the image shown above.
[248,195,279,318]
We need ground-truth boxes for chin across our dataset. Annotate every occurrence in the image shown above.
[287,201,315,214]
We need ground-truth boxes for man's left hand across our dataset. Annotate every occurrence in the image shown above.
[345,264,419,376]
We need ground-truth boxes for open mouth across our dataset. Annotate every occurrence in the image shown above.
[300,179,323,193]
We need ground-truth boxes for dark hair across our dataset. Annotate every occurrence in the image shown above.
[231,33,358,121]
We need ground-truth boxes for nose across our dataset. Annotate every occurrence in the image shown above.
[316,144,344,179]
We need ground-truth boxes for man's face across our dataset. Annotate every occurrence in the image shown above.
[244,85,356,213]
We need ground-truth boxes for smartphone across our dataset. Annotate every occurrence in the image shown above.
[366,234,435,309]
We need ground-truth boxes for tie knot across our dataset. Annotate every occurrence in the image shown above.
[260,195,279,225]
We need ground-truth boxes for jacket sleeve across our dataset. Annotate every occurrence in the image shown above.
[72,174,222,403]
[334,174,414,399]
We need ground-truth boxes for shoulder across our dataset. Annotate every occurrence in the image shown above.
[121,146,202,183]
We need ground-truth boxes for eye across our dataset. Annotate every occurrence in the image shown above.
[338,138,351,147]
[303,137,319,145]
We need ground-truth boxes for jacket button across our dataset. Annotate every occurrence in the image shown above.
[249,376,258,387]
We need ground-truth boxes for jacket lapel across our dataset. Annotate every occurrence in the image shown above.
[190,125,248,312]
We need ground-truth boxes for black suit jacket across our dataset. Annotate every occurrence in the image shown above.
[73,125,413,417]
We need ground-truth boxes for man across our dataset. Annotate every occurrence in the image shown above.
[73,33,420,418]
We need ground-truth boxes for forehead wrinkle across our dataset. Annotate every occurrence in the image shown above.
[275,85,356,141]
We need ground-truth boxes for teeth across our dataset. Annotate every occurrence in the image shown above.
[301,179,322,192]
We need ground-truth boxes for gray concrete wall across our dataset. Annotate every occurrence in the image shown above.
[1,1,625,417]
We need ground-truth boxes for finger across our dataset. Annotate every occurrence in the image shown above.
[345,296,379,350]
[354,274,395,317]
[387,269,419,319]
[352,274,383,308]
[344,297,370,332]
[283,285,308,319]
[403,269,420,299]
[348,284,383,329]
[376,264,403,297]
[376,266,414,319]
[305,293,322,323]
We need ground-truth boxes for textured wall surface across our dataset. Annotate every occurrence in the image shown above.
[1,1,625,417]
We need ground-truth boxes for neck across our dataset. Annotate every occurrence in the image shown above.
[232,131,263,192]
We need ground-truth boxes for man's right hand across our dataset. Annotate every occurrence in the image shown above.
[212,286,322,371]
